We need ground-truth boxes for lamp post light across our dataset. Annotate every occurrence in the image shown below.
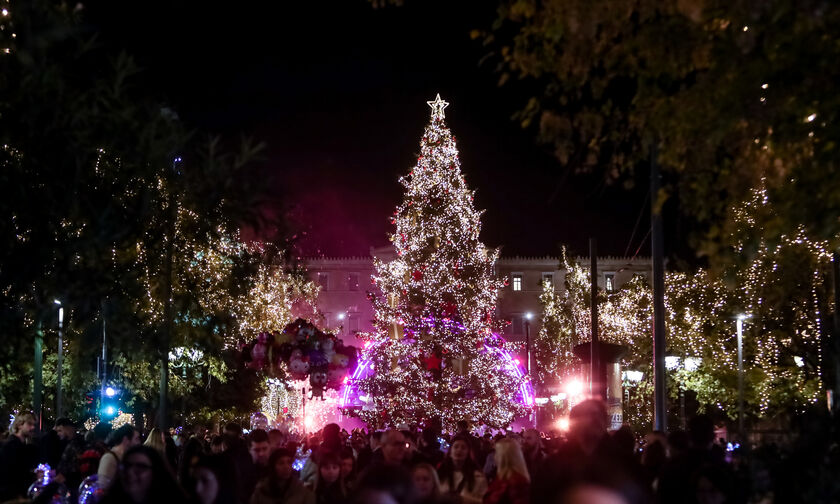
[54,299,64,417]
[524,312,533,377]
[524,312,534,427]
[736,314,750,439]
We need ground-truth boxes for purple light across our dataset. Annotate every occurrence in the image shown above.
[339,318,535,409]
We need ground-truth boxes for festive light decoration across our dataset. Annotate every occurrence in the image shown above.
[349,96,528,429]
[261,378,341,433]
[537,184,829,427]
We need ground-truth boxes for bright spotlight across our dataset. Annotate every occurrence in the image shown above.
[104,386,116,397]
[566,380,583,397]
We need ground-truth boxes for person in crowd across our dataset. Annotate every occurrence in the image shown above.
[352,464,415,504]
[309,451,348,504]
[98,424,141,491]
[100,445,186,504]
[657,415,734,504]
[482,434,505,481]
[339,448,357,492]
[210,435,227,454]
[537,400,644,502]
[352,431,375,470]
[437,434,487,504]
[519,429,544,482]
[302,424,343,485]
[250,447,314,504]
[268,429,285,451]
[482,438,529,504]
[192,454,238,504]
[177,436,205,489]
[0,412,38,501]
[240,429,272,503]
[381,429,410,467]
[418,430,444,467]
[40,417,76,468]
[143,428,166,456]
[412,463,448,504]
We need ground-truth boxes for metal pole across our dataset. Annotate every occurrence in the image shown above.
[159,164,177,431]
[589,238,602,399]
[34,321,43,432]
[651,143,667,432]
[101,301,107,400]
[525,319,531,377]
[832,251,840,414]
[57,305,64,417]
[737,317,744,438]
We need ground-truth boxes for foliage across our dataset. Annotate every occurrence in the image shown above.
[483,0,840,260]
[538,188,831,429]
[0,1,278,423]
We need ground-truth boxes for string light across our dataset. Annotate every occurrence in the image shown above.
[538,183,828,426]
[349,96,527,429]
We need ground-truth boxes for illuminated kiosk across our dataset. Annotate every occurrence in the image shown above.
[340,328,536,421]
[573,342,627,430]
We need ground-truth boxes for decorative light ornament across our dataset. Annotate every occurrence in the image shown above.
[426,93,449,120]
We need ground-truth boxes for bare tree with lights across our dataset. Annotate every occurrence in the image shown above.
[354,95,527,429]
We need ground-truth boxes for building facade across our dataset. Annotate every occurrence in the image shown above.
[305,247,651,349]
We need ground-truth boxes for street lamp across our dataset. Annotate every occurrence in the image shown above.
[54,299,64,417]
[524,312,533,377]
[736,314,750,439]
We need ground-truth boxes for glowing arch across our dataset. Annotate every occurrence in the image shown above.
[339,329,535,410]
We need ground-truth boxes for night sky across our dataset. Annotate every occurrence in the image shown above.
[86,0,651,259]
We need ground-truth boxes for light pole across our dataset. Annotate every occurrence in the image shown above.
[525,312,535,427]
[54,299,64,417]
[524,312,533,377]
[736,314,750,439]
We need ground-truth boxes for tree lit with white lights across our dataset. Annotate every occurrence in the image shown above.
[354,96,527,429]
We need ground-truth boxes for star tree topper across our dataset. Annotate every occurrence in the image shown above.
[427,93,449,120]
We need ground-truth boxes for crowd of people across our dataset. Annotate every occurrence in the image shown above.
[0,399,772,504]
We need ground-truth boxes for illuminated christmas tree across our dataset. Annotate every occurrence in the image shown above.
[355,95,528,429]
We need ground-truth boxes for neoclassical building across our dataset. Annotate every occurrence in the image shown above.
[305,246,651,351]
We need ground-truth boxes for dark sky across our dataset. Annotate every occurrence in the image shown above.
[86,0,651,258]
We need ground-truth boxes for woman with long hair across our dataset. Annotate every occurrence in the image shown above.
[143,428,165,456]
[250,448,314,504]
[100,445,186,504]
[412,463,450,504]
[482,438,530,504]
[437,435,487,504]
[192,454,238,504]
[308,451,348,504]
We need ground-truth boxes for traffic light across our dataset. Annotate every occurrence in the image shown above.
[99,386,120,420]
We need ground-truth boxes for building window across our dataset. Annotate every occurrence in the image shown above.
[542,272,554,288]
[317,272,330,291]
[348,313,360,333]
[512,273,523,291]
[348,272,359,291]
[605,272,616,292]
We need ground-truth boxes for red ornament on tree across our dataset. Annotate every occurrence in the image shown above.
[423,353,443,370]
[412,270,423,281]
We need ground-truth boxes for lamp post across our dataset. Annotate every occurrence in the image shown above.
[524,312,533,377]
[54,299,64,417]
[736,314,749,439]
[524,312,534,427]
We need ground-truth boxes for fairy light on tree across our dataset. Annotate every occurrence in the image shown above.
[354,95,527,429]
[537,185,831,429]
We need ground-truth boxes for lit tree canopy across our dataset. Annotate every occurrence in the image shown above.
[483,0,840,260]
[355,96,527,429]
[538,186,830,429]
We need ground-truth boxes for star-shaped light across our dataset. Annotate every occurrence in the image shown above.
[427,93,449,120]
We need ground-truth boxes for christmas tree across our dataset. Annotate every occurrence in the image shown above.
[354,95,529,429]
